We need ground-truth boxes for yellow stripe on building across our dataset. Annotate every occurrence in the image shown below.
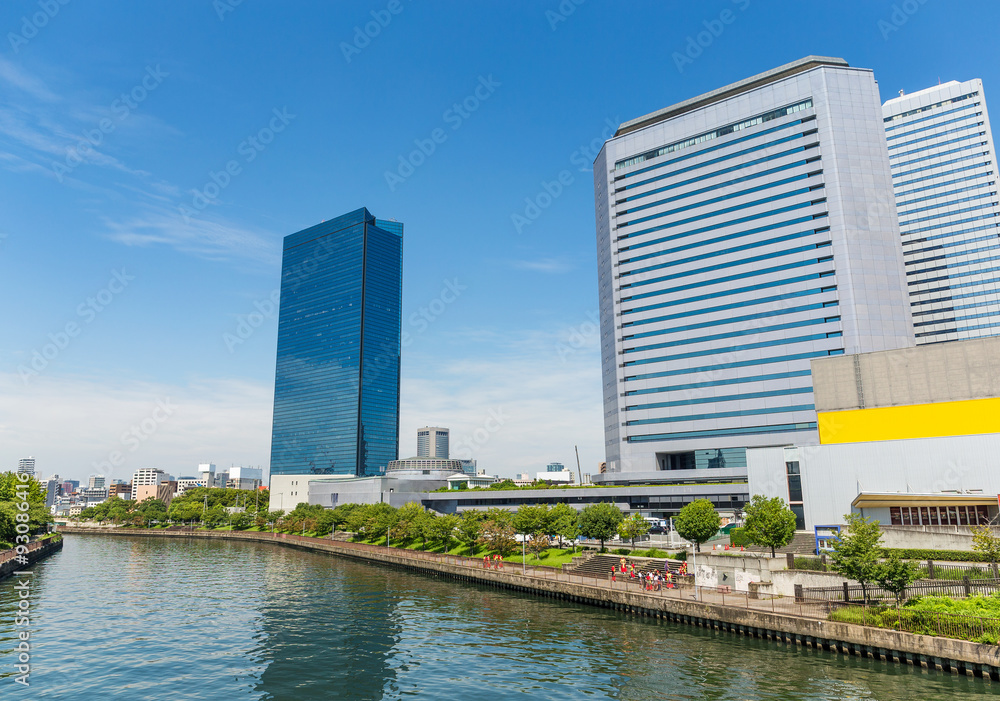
[818,396,1000,445]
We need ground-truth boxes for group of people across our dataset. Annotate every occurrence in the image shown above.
[483,553,504,570]
[610,557,686,591]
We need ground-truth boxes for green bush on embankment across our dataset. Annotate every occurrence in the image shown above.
[882,548,993,563]
[829,593,1000,644]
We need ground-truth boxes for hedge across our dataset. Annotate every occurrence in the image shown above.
[882,547,993,563]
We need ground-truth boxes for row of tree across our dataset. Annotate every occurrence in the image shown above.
[0,472,52,546]
[672,495,799,555]
[77,487,271,528]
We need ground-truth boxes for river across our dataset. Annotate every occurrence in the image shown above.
[1,535,997,699]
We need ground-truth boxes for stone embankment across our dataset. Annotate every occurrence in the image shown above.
[59,527,1000,679]
[0,536,63,581]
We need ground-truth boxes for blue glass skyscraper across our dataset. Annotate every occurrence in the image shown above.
[269,207,402,478]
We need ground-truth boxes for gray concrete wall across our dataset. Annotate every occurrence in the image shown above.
[812,336,1000,411]
[0,536,63,581]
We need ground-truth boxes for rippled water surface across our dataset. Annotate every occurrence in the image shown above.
[2,535,999,699]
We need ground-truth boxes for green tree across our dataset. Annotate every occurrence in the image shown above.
[528,531,549,560]
[549,503,578,549]
[431,513,459,551]
[514,504,551,536]
[489,479,517,490]
[456,511,484,555]
[577,503,624,551]
[478,518,517,556]
[136,497,168,524]
[972,525,1000,576]
[742,494,798,557]
[617,513,650,548]
[675,499,720,552]
[830,513,884,604]
[875,554,919,606]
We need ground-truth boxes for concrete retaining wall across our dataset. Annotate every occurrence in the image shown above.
[0,536,64,581]
[58,528,1000,678]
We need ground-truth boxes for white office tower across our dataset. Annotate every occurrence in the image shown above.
[17,457,35,476]
[88,474,106,489]
[416,427,449,459]
[130,468,174,501]
[594,56,914,482]
[882,79,1000,344]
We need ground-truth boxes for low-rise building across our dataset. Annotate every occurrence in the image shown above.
[446,473,499,490]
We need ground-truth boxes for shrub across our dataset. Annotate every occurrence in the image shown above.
[613,547,631,556]
[883,547,992,563]
[729,527,750,547]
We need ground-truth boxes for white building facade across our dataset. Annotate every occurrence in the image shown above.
[882,79,1000,344]
[17,457,35,476]
[594,56,914,482]
[130,468,174,501]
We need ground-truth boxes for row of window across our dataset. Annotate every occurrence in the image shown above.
[913,308,1000,328]
[886,110,982,143]
[888,131,985,161]
[907,242,1000,271]
[892,142,988,174]
[915,319,1000,338]
[616,153,814,208]
[883,91,979,125]
[895,163,990,198]
[618,183,824,236]
[619,199,827,258]
[911,276,1000,309]
[888,504,990,526]
[622,259,835,304]
[622,285,835,329]
[621,229,828,279]
[897,181,994,211]
[623,300,838,343]
[626,386,813,412]
[618,132,816,193]
[907,261,1000,288]
[901,210,999,238]
[626,369,812,397]
[627,422,817,443]
[623,330,842,368]
[627,403,815,427]
[893,152,986,185]
[904,221,1000,250]
[618,170,815,222]
[624,348,843,383]
[615,99,814,170]
[624,316,841,356]
[906,231,1000,258]
[620,242,832,293]
[897,190,995,220]
[622,271,835,317]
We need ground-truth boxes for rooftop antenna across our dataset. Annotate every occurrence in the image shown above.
[898,89,905,97]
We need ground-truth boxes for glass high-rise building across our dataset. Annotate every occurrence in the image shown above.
[882,79,1000,344]
[269,207,403,478]
[594,56,914,481]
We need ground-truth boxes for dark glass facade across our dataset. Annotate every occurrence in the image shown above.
[269,208,402,477]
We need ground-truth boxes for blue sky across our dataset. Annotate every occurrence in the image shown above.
[1,0,998,483]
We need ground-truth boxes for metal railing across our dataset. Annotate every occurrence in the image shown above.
[802,577,1000,602]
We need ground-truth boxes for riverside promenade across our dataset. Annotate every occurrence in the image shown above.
[0,535,63,581]
[59,526,1000,678]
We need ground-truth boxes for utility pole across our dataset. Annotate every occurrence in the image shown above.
[574,445,583,485]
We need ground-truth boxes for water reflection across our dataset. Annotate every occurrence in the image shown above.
[1,536,998,700]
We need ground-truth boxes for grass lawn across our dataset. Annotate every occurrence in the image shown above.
[350,537,585,568]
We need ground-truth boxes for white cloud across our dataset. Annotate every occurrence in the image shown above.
[0,372,273,483]
[511,258,574,274]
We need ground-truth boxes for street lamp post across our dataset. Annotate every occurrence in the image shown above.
[522,534,526,575]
